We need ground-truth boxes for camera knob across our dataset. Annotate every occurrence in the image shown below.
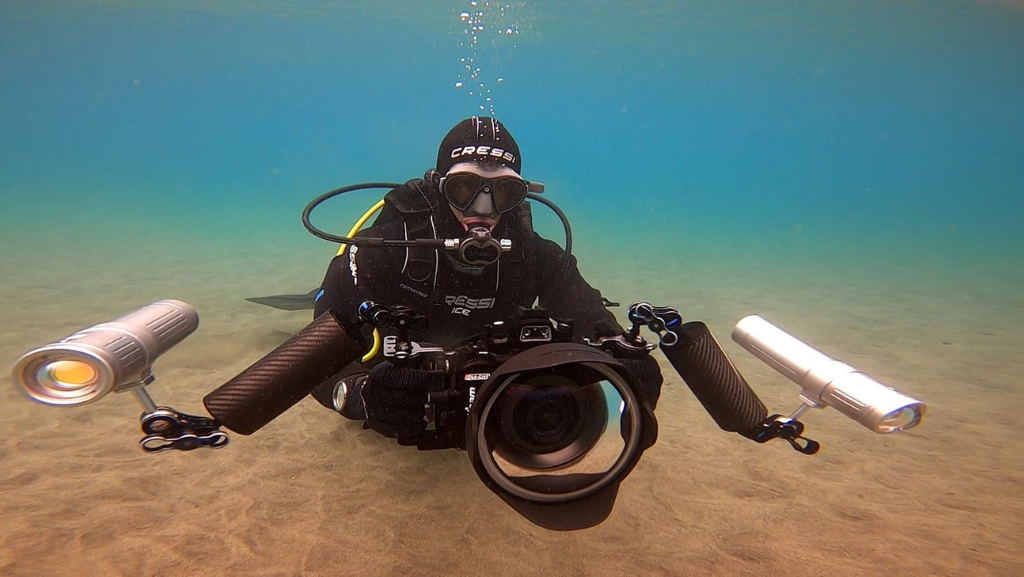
[489,321,509,345]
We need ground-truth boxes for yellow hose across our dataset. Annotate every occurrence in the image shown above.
[338,199,386,256]
[338,199,387,363]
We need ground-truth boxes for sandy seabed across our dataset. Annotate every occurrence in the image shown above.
[1,225,1022,577]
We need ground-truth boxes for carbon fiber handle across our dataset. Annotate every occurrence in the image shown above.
[203,311,364,435]
[660,321,768,433]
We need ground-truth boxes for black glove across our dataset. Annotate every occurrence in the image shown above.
[618,354,664,410]
[362,362,431,440]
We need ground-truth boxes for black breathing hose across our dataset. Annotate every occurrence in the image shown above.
[301,181,574,260]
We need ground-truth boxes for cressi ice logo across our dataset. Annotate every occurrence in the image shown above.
[450,145,515,164]
[446,294,496,316]
[445,295,495,309]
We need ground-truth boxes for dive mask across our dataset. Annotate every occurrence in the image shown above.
[440,172,530,214]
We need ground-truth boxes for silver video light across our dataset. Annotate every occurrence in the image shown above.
[11,300,199,407]
[732,315,926,433]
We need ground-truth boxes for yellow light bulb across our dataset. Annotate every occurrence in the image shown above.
[48,360,98,386]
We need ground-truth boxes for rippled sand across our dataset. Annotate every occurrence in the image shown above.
[1,228,1022,576]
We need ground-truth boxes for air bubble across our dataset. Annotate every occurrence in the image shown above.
[453,0,524,116]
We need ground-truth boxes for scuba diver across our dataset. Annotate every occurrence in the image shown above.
[8,120,927,532]
[307,117,665,440]
[7,117,927,531]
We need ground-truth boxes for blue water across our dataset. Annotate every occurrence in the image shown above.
[3,0,1022,265]
[2,1,1024,574]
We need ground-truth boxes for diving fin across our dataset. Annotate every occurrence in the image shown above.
[246,288,320,311]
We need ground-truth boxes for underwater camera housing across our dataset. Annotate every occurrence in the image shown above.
[362,303,659,531]
[10,298,929,531]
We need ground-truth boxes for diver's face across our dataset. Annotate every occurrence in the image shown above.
[443,162,523,232]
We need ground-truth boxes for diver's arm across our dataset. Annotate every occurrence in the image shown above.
[308,247,378,412]
[533,235,623,339]
[314,248,377,352]
[313,224,396,324]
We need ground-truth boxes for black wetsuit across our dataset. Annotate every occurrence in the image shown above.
[313,179,621,351]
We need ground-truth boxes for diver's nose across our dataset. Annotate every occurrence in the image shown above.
[464,186,498,218]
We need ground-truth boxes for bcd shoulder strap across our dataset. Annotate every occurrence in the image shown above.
[375,178,440,285]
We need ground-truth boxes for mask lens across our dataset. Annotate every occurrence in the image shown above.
[490,177,528,213]
[441,174,484,209]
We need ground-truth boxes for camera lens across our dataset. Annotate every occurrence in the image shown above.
[503,381,592,459]
[484,367,618,475]
[472,356,648,506]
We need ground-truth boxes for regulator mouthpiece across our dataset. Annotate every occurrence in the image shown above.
[11,299,199,407]
[731,315,926,434]
[455,226,511,266]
